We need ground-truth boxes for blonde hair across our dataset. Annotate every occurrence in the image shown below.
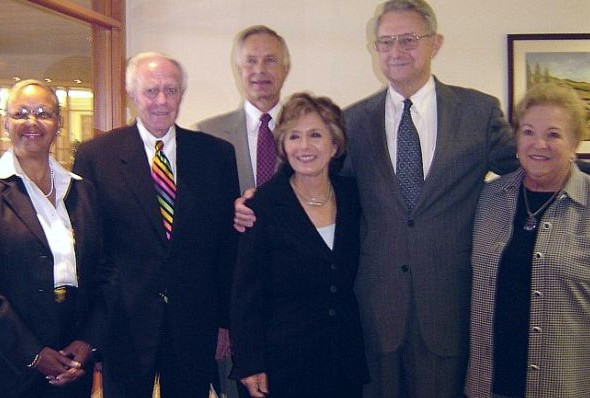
[513,82,589,145]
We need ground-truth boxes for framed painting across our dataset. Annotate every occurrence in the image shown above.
[507,33,590,155]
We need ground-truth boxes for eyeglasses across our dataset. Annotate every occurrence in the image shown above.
[8,107,56,121]
[142,87,181,100]
[374,33,434,52]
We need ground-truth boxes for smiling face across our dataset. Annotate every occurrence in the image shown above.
[129,57,183,138]
[5,84,60,160]
[517,104,577,191]
[376,10,442,98]
[283,112,337,179]
[237,33,289,112]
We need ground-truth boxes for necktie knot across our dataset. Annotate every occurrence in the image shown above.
[155,140,164,152]
[260,113,272,125]
[403,98,413,112]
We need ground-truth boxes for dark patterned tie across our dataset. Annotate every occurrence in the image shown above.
[152,140,176,239]
[396,99,424,211]
[256,113,276,186]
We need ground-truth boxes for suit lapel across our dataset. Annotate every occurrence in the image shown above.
[419,80,461,203]
[1,177,50,249]
[367,91,398,185]
[230,110,256,191]
[117,126,166,243]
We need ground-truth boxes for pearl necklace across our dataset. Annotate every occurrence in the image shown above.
[42,166,55,198]
[290,177,333,207]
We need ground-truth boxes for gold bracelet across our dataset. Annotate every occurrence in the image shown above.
[27,353,41,368]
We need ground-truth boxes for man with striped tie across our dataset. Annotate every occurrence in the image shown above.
[73,52,240,398]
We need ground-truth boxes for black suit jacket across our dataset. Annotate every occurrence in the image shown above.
[0,172,113,397]
[230,169,369,390]
[73,124,239,392]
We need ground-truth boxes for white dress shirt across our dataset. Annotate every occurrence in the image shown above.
[0,149,80,287]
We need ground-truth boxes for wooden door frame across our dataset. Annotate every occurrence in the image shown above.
[27,0,126,134]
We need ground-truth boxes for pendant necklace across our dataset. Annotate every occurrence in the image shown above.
[290,177,333,207]
[522,184,561,231]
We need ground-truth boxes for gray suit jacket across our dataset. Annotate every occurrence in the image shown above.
[196,109,255,193]
[343,78,518,358]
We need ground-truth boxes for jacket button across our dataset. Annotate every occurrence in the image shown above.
[407,220,414,227]
[401,265,409,272]
[330,285,338,293]
[328,309,336,316]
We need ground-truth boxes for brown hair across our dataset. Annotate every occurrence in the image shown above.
[274,92,346,164]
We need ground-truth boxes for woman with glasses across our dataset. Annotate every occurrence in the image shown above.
[0,80,114,398]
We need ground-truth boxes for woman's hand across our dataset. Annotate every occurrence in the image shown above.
[33,346,86,386]
[241,372,269,397]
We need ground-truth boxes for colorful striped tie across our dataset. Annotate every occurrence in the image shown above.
[152,140,176,239]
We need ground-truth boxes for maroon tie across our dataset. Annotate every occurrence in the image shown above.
[256,113,276,186]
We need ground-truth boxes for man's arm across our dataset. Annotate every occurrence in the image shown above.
[233,188,257,232]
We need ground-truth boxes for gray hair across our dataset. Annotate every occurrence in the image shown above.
[374,0,438,37]
[234,25,291,70]
[6,79,60,117]
[125,52,188,96]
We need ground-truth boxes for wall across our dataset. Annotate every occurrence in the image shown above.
[126,0,589,128]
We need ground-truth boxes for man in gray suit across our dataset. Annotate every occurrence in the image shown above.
[195,25,290,398]
[196,25,290,193]
[342,1,518,397]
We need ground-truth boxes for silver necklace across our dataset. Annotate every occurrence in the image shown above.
[42,166,55,198]
[290,177,333,207]
[522,184,560,231]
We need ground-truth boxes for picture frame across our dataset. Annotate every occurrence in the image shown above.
[507,33,590,155]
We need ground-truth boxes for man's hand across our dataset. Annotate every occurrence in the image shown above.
[241,372,269,397]
[234,188,257,232]
[216,328,231,361]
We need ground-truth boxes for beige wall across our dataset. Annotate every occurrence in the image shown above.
[126,0,589,129]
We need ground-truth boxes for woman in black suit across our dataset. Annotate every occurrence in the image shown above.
[230,93,369,398]
[0,80,113,397]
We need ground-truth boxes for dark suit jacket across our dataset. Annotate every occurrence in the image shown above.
[0,172,112,397]
[230,169,369,392]
[73,124,239,392]
[343,78,518,358]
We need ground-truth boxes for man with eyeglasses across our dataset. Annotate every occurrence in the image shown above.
[73,52,239,398]
[342,0,518,397]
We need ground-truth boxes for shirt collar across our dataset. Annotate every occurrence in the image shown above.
[0,148,81,182]
[388,75,435,115]
[244,100,282,131]
[136,118,176,149]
